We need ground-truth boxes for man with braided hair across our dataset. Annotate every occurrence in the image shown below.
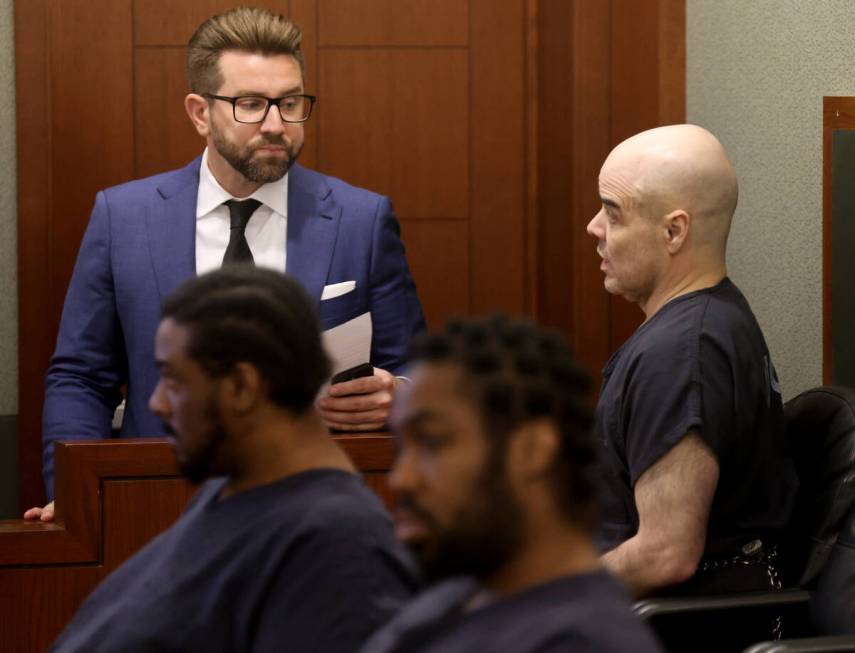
[360,315,662,653]
[587,125,797,596]
[51,267,418,653]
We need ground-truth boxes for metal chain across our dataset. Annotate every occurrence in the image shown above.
[765,545,784,640]
[697,541,784,641]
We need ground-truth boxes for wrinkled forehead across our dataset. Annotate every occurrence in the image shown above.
[598,151,645,208]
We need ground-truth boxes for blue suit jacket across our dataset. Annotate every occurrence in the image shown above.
[42,158,425,494]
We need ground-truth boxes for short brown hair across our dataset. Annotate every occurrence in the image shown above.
[186,7,304,94]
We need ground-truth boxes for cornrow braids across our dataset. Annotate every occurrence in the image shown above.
[409,314,599,527]
[162,267,331,415]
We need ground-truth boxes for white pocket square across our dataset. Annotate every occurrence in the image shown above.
[321,280,356,300]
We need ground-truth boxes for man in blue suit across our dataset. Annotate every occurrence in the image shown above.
[25,7,425,520]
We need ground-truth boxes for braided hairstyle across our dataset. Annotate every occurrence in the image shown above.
[161,267,331,415]
[409,313,599,528]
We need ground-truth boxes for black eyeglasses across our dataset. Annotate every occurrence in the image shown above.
[204,94,317,124]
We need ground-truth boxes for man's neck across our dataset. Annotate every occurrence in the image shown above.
[221,410,354,499]
[480,523,601,600]
[641,263,727,321]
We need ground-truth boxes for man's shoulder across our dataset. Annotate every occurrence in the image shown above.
[291,164,388,208]
[100,157,201,201]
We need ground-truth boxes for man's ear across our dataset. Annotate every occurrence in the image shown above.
[221,362,263,414]
[663,209,690,253]
[508,419,560,483]
[185,93,211,138]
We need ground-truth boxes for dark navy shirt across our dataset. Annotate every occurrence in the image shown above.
[51,469,419,653]
[359,569,663,653]
[594,278,798,557]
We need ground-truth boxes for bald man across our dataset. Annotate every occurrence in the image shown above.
[587,124,797,597]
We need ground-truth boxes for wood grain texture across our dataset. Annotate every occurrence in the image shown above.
[133,0,290,46]
[470,0,527,315]
[318,48,469,220]
[134,48,203,177]
[102,479,196,568]
[290,0,320,170]
[16,0,136,512]
[536,0,576,337]
[318,0,469,47]
[400,220,470,328]
[570,0,613,383]
[0,566,105,653]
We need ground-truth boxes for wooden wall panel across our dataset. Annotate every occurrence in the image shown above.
[570,1,613,382]
[0,566,105,652]
[318,0,468,47]
[17,0,136,510]
[49,0,135,313]
[318,49,469,220]
[133,0,289,46]
[470,0,528,315]
[102,479,195,568]
[134,48,202,177]
[400,221,470,328]
[16,0,685,510]
[291,0,319,170]
[536,0,576,337]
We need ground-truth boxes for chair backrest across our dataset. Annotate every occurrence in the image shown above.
[782,386,855,587]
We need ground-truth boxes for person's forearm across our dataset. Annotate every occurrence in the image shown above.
[602,534,698,597]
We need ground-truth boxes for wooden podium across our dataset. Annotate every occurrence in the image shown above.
[0,435,394,653]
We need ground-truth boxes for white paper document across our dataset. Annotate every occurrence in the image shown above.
[322,312,373,377]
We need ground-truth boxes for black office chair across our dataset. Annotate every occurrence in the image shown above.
[634,386,855,653]
[744,501,855,653]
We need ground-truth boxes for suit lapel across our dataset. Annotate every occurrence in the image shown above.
[285,164,341,306]
[147,158,200,300]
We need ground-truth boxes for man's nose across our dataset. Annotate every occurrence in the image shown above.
[389,446,419,494]
[148,380,168,418]
[259,103,286,133]
[586,211,604,239]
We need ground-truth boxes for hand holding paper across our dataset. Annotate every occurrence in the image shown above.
[318,311,397,431]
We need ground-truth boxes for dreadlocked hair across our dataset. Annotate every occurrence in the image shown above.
[409,313,599,528]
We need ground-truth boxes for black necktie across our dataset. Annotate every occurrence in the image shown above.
[222,199,261,266]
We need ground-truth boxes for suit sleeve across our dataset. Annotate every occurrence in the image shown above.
[366,197,426,375]
[42,191,127,497]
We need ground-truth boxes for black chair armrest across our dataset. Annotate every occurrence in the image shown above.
[743,635,855,652]
[634,589,813,618]
[634,590,814,652]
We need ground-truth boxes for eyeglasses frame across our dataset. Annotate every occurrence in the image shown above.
[203,93,317,124]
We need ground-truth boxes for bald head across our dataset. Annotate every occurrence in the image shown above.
[602,124,738,252]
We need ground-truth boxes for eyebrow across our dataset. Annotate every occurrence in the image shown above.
[232,86,304,97]
[600,197,620,210]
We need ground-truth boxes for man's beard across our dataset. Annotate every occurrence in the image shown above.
[397,450,526,583]
[168,396,230,484]
[211,122,302,184]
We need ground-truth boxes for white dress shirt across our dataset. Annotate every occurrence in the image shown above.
[195,148,288,275]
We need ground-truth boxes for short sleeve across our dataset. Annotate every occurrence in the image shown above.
[621,327,702,486]
[621,308,733,486]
